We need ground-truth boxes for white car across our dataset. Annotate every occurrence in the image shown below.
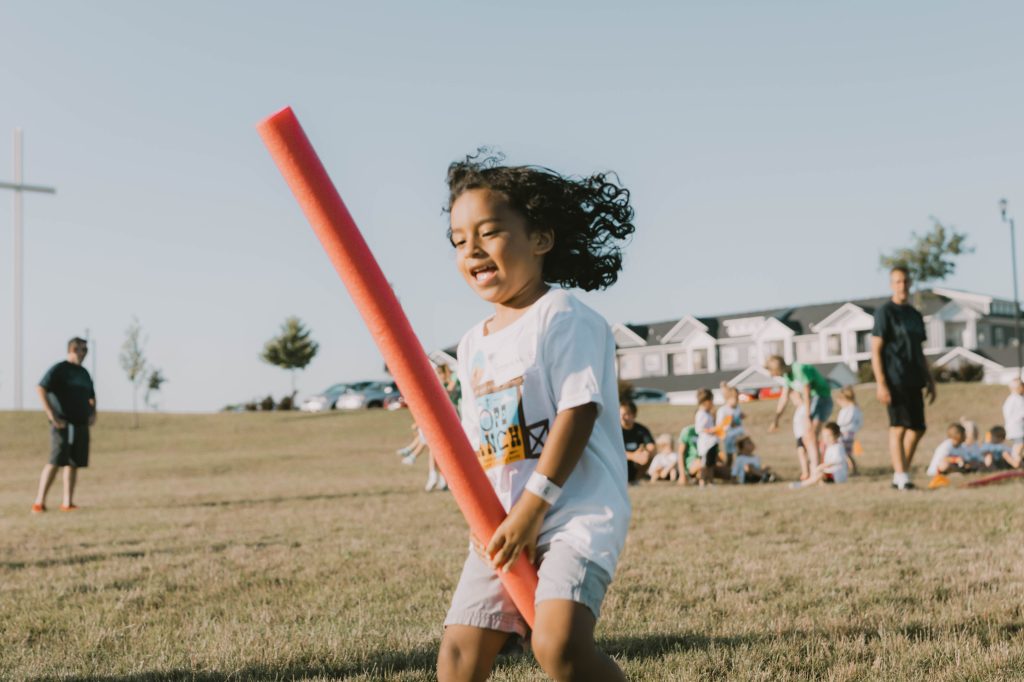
[299,383,351,412]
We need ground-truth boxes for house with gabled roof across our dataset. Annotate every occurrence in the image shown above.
[616,287,1024,404]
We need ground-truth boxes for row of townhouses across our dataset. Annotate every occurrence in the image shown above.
[611,287,1023,404]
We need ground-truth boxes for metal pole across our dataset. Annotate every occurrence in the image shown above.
[13,129,23,410]
[1012,216,1023,380]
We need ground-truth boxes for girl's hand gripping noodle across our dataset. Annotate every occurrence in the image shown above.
[256,106,539,627]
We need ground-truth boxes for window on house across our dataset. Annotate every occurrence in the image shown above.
[619,354,641,380]
[856,330,871,353]
[796,338,819,362]
[994,326,1006,347]
[945,322,965,348]
[826,334,842,356]
[672,352,688,375]
[642,353,664,376]
[693,348,709,372]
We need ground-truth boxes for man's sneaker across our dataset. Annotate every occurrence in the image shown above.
[31,503,45,514]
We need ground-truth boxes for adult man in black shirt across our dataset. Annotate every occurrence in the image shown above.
[871,267,936,491]
[32,337,96,512]
[620,399,655,483]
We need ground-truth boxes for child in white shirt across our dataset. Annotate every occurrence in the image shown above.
[835,386,862,475]
[694,388,719,487]
[789,422,848,488]
[926,423,968,476]
[791,390,811,480]
[439,154,634,679]
[1002,379,1024,467]
[648,433,680,481]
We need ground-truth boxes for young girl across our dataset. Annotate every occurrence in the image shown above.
[648,433,679,481]
[716,382,745,466]
[789,422,849,489]
[694,388,720,487]
[835,386,862,475]
[437,153,634,682]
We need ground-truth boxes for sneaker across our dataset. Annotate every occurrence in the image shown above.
[396,447,410,457]
[31,503,45,514]
[59,504,78,512]
[425,470,438,491]
[893,481,916,491]
[436,475,448,491]
[402,453,417,465]
[789,482,802,490]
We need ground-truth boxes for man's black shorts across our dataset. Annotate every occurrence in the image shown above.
[887,386,926,431]
[49,424,89,467]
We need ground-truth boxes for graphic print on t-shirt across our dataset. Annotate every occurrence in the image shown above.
[471,349,549,471]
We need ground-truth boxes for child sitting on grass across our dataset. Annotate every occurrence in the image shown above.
[731,436,776,484]
[981,425,1020,469]
[925,423,969,477]
[836,386,862,475]
[648,433,679,481]
[789,422,848,489]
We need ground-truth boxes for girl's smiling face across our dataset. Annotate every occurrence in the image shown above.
[450,189,552,309]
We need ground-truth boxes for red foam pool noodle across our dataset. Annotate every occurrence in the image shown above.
[256,106,538,627]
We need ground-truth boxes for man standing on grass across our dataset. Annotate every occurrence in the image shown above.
[32,337,96,513]
[871,266,936,491]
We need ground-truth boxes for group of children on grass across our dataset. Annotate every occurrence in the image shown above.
[621,380,867,489]
[924,379,1024,487]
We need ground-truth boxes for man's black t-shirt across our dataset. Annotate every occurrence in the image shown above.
[39,361,95,424]
[872,300,928,388]
[622,423,654,453]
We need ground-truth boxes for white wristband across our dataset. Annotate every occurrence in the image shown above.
[525,472,562,506]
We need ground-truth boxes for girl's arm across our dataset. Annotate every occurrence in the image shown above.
[485,403,598,572]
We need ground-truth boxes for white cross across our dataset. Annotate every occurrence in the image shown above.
[0,129,56,410]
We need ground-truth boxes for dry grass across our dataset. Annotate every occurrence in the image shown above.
[2,383,1023,681]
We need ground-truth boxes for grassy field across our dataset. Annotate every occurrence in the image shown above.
[2,383,1024,681]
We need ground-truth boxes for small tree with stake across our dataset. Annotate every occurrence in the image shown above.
[119,316,147,428]
[261,316,319,397]
[880,218,974,308]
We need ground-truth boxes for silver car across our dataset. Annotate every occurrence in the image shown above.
[334,381,398,410]
[299,383,351,412]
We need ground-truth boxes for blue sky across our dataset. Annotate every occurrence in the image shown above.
[2,1,1023,412]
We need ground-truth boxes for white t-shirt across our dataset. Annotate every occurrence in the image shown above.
[1003,393,1024,440]
[837,405,863,436]
[822,443,848,483]
[926,438,966,475]
[456,289,631,576]
[695,408,718,456]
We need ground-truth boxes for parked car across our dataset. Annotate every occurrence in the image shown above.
[632,387,669,404]
[384,391,407,410]
[299,383,351,412]
[335,381,398,410]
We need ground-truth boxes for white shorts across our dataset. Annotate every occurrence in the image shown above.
[443,541,611,637]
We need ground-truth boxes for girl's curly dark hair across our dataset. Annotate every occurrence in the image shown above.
[445,150,635,291]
